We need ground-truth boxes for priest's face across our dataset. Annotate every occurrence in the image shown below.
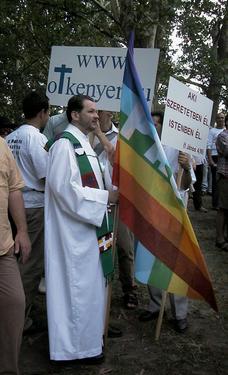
[72,99,99,134]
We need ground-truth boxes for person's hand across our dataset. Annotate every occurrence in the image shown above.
[192,158,196,171]
[178,151,190,171]
[14,230,31,264]
[209,160,217,167]
[92,121,102,137]
[108,190,119,204]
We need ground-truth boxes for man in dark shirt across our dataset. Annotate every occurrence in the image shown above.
[215,114,228,251]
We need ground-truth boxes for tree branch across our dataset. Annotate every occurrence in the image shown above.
[89,0,120,24]
[177,77,207,91]
[35,0,120,40]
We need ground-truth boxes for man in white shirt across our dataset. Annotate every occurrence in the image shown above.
[207,112,225,209]
[6,91,49,328]
[93,111,137,309]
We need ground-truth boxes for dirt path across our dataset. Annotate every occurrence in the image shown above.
[20,195,228,374]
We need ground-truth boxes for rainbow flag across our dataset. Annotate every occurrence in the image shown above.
[113,33,217,311]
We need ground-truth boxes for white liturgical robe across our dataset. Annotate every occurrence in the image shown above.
[45,124,109,360]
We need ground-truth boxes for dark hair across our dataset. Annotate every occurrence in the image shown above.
[151,111,164,125]
[23,91,49,119]
[0,116,17,137]
[66,95,94,122]
[0,116,14,129]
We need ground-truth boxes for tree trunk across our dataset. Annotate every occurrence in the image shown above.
[206,3,228,126]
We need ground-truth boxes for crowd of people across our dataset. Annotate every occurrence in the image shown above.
[0,91,227,374]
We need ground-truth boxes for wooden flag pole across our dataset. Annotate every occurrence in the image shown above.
[104,204,119,348]
[176,166,184,190]
[155,290,167,341]
[155,164,183,340]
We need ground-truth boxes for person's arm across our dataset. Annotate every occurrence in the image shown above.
[178,151,192,190]
[207,129,216,166]
[93,123,115,165]
[31,134,48,182]
[8,190,31,263]
[216,132,228,158]
[207,148,216,167]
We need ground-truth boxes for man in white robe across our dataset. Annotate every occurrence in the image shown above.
[45,95,118,363]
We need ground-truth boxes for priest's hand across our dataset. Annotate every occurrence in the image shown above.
[108,190,119,204]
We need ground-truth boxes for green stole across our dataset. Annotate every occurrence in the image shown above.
[46,131,114,283]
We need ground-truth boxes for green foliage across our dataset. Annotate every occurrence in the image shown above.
[0,0,119,121]
[0,0,227,122]
[173,0,228,122]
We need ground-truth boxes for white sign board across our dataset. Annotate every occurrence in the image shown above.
[46,46,159,111]
[161,77,213,157]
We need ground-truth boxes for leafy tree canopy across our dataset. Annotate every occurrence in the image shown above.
[0,0,227,124]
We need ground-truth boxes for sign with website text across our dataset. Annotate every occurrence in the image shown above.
[161,77,213,158]
[47,46,159,111]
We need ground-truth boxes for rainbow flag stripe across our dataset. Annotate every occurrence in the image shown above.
[113,34,217,311]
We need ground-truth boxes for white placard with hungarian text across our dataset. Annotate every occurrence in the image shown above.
[161,77,213,157]
[46,46,159,111]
